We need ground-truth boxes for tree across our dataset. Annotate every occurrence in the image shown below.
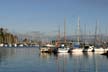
[0,28,5,43]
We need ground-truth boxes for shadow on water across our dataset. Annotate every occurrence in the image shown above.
[101,51,108,59]
[106,55,108,59]
[102,54,108,59]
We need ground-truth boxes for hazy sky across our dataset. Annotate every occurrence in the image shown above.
[0,0,108,35]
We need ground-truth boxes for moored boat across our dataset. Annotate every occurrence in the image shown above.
[94,47,108,52]
[40,44,55,53]
[83,45,94,52]
[53,44,70,53]
[72,48,83,53]
[57,47,70,53]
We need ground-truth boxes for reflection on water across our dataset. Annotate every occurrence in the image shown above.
[0,48,108,72]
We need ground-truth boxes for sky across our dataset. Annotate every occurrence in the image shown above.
[0,0,108,35]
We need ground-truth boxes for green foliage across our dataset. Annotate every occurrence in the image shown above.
[0,28,17,44]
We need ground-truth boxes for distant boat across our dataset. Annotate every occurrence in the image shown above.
[93,20,108,53]
[40,44,55,53]
[57,44,70,53]
[57,48,70,53]
[71,45,94,53]
[101,51,108,56]
[8,44,12,47]
[82,44,108,53]
[71,42,83,53]
[0,43,4,47]
[83,45,94,52]
[18,43,24,47]
[94,47,108,52]
[13,43,17,47]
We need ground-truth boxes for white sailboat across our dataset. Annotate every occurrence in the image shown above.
[82,22,94,52]
[83,45,94,52]
[57,17,70,53]
[0,43,4,47]
[57,43,70,53]
[71,16,83,53]
[93,20,108,53]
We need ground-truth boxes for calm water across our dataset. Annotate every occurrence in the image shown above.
[0,48,108,72]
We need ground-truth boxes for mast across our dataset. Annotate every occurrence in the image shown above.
[58,25,60,43]
[84,24,86,44]
[71,20,73,41]
[94,19,98,47]
[56,25,61,47]
[57,25,60,45]
[64,17,66,44]
[77,16,80,45]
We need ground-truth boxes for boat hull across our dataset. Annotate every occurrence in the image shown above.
[72,48,83,53]
[57,48,70,53]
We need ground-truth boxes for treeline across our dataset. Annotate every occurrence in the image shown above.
[0,28,18,44]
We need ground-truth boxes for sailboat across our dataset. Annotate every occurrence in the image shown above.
[82,21,94,52]
[40,33,55,53]
[93,20,108,53]
[71,16,83,53]
[40,43,55,53]
[57,17,70,53]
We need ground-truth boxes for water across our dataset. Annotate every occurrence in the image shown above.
[0,48,108,72]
